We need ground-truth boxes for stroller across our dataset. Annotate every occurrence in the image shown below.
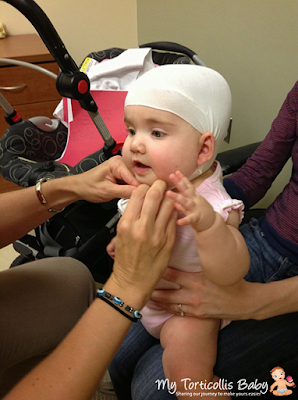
[0,0,261,283]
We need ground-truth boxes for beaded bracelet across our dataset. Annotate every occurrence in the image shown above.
[96,289,142,323]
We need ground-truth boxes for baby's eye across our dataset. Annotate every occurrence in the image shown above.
[126,128,136,136]
[152,130,164,138]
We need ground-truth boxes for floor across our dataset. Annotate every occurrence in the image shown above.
[0,243,117,400]
[0,243,18,271]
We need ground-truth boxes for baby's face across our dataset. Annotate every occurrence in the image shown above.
[272,369,285,381]
[122,105,201,187]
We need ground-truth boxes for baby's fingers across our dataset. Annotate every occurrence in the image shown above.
[166,191,187,211]
[169,171,184,187]
[169,171,195,196]
[177,213,201,227]
[177,215,192,226]
[167,189,195,212]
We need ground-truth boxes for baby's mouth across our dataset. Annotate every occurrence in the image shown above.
[134,161,148,168]
[133,161,150,174]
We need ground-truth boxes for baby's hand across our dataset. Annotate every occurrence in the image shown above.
[167,171,215,232]
[106,237,116,260]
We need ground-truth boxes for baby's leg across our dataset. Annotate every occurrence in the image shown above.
[160,316,230,399]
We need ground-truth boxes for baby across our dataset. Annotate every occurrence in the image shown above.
[108,64,250,398]
[270,367,295,396]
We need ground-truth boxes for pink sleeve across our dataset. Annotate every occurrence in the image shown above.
[213,199,244,223]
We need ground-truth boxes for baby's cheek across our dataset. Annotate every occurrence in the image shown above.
[152,163,177,185]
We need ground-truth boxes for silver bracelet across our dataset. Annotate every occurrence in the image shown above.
[35,177,65,214]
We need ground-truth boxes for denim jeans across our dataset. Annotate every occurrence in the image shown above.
[241,218,298,282]
[109,219,298,399]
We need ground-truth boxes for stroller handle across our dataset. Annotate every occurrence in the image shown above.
[139,41,207,66]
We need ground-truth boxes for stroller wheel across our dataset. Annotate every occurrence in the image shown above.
[10,255,34,268]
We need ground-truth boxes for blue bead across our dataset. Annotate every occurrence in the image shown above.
[133,310,142,319]
[113,297,123,305]
[97,289,105,297]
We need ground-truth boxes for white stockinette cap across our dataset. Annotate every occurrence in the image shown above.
[124,64,232,176]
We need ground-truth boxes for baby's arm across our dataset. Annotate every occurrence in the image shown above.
[270,382,277,392]
[167,171,250,287]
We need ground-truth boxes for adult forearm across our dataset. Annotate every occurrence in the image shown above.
[0,156,140,248]
[240,277,298,320]
[202,277,298,321]
[0,176,80,248]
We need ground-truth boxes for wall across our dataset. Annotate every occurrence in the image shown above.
[0,0,138,64]
[136,0,298,208]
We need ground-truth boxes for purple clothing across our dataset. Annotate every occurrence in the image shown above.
[224,81,298,263]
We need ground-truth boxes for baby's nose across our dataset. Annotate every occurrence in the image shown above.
[130,135,145,153]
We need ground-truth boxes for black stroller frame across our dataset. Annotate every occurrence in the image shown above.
[0,0,261,283]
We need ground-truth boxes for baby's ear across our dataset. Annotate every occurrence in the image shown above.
[197,132,215,166]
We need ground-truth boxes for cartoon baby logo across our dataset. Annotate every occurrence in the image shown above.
[270,366,296,396]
